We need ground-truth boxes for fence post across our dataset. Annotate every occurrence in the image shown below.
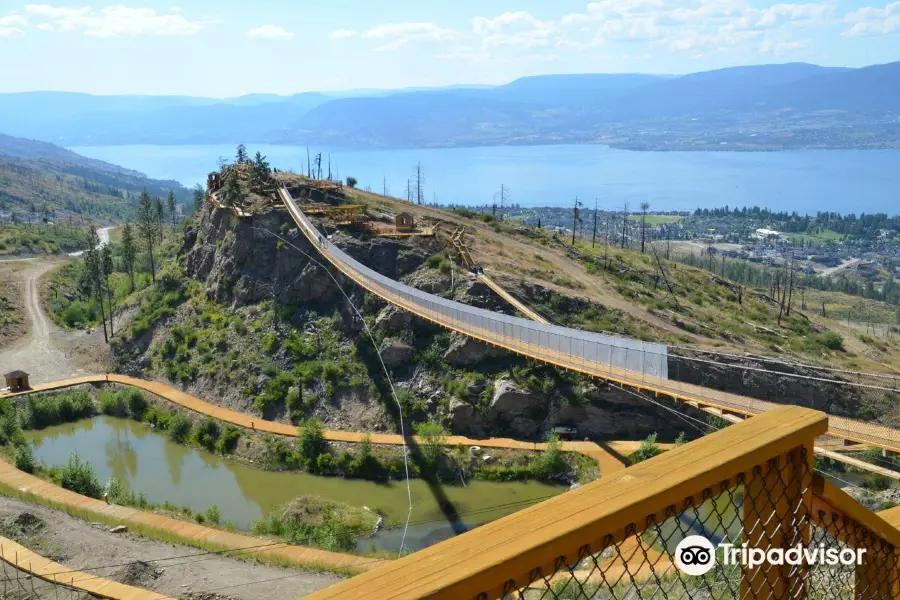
[740,442,813,600]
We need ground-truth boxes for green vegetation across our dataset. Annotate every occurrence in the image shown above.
[49,453,102,498]
[627,214,683,225]
[13,444,35,473]
[251,495,377,552]
[628,433,664,465]
[0,223,87,256]
[22,390,95,430]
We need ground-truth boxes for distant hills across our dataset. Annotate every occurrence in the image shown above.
[0,134,189,221]
[2,61,899,150]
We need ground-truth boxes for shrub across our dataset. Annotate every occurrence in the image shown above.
[204,504,221,525]
[215,425,241,454]
[819,331,844,351]
[24,391,94,429]
[351,434,384,479]
[530,433,567,478]
[346,176,358,188]
[58,454,102,498]
[126,389,148,418]
[168,413,192,443]
[316,453,336,473]
[865,473,893,491]
[194,418,220,451]
[819,331,845,351]
[414,421,445,473]
[298,418,327,465]
[99,390,127,417]
[14,444,36,473]
[629,433,663,465]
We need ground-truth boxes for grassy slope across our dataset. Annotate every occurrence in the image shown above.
[321,179,900,373]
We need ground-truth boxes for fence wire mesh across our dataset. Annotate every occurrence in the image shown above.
[472,447,897,600]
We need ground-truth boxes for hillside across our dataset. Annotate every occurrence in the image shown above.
[3,61,899,150]
[104,163,900,456]
[0,134,191,223]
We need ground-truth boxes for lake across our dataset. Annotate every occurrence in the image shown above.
[71,144,900,215]
[27,416,562,552]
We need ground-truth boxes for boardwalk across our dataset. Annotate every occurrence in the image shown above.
[7,375,627,472]
[0,456,381,574]
[0,535,173,600]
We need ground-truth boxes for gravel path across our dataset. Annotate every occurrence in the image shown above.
[0,497,340,600]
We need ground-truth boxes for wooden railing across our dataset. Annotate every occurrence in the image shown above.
[303,406,839,599]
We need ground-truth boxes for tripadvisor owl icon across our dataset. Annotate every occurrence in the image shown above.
[675,536,716,576]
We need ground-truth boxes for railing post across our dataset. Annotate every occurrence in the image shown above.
[741,441,813,600]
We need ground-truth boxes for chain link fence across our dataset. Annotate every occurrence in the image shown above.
[468,447,898,600]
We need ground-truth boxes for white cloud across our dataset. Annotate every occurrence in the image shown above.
[331,28,356,39]
[0,14,28,27]
[36,22,54,31]
[843,1,900,36]
[246,24,294,39]
[0,27,25,37]
[361,22,457,51]
[472,11,559,49]
[23,4,211,37]
[555,0,831,55]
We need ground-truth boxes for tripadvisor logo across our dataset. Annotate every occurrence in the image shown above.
[674,535,866,576]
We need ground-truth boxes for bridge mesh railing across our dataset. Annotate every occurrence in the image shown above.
[281,186,668,379]
[479,447,898,600]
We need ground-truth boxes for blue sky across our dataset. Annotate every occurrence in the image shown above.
[1,1,898,97]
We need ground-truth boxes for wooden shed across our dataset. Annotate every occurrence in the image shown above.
[395,212,415,231]
[4,370,29,392]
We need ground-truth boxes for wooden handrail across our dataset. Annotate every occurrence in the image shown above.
[304,406,828,600]
[812,474,900,549]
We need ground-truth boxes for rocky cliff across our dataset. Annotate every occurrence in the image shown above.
[116,200,706,442]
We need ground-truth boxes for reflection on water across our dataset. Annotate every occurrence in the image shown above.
[27,416,563,551]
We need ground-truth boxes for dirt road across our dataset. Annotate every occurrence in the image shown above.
[0,260,79,380]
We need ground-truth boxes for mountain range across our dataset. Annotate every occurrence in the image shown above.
[0,133,189,220]
[2,61,899,150]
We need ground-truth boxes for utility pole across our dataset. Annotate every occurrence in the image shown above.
[592,198,598,248]
[383,176,388,197]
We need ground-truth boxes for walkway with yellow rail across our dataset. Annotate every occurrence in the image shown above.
[0,455,381,574]
[278,185,900,455]
[5,374,628,472]
[0,535,173,600]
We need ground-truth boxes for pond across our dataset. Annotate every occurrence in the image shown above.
[26,416,564,552]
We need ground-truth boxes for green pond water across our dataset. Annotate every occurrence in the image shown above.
[26,416,564,551]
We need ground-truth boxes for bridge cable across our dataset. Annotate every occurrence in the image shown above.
[252,225,414,557]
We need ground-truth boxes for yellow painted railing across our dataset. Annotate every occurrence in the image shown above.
[303,406,900,600]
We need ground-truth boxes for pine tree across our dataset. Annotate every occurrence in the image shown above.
[84,226,108,343]
[222,168,242,208]
[192,184,205,212]
[137,189,158,281]
[236,144,248,165]
[154,196,165,241]
[251,151,270,187]
[167,190,177,226]
[121,222,137,292]
[102,244,115,336]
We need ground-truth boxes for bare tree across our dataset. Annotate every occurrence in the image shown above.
[592,198,599,248]
[414,162,424,204]
[621,202,629,249]
[640,202,650,253]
